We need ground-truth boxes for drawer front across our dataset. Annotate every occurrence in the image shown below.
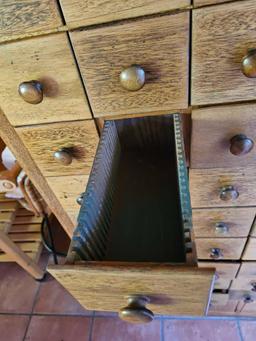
[16,121,99,177]
[0,1,62,43]
[191,105,256,169]
[208,294,237,316]
[190,168,256,208]
[231,278,256,292]
[196,238,246,260]
[242,238,256,260]
[194,0,233,6]
[237,262,256,277]
[250,220,256,237]
[60,0,190,28]
[192,0,256,106]
[0,33,91,126]
[46,175,89,225]
[49,263,215,317]
[192,208,255,238]
[70,12,189,118]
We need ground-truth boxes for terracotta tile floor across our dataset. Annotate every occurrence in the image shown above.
[1,252,256,341]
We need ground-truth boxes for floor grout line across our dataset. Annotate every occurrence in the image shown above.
[88,312,95,341]
[160,318,165,341]
[236,320,244,341]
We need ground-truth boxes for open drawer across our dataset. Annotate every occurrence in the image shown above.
[49,114,215,323]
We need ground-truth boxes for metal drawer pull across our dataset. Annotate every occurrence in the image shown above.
[242,49,256,78]
[219,186,239,201]
[215,222,229,234]
[76,193,84,206]
[210,248,223,260]
[53,148,73,166]
[18,80,43,104]
[230,134,254,156]
[120,65,145,91]
[119,295,153,324]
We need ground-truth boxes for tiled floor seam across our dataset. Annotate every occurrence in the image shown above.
[160,318,165,341]
[22,315,32,341]
[88,313,95,341]
[237,320,244,341]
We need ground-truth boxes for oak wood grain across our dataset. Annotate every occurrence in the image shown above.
[242,237,256,260]
[192,0,256,105]
[195,238,247,260]
[49,263,215,316]
[190,168,256,208]
[0,0,62,43]
[46,174,89,224]
[60,0,190,28]
[194,0,234,6]
[16,120,99,177]
[0,109,74,237]
[191,104,256,169]
[70,12,189,118]
[192,207,255,238]
[0,33,91,126]
[237,262,256,277]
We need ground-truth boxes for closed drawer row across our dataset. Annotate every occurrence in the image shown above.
[2,1,256,126]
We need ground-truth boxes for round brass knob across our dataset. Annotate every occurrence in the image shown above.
[18,80,43,104]
[119,295,154,324]
[215,222,229,234]
[120,65,145,91]
[210,248,223,260]
[230,134,254,156]
[242,49,256,78]
[219,186,239,201]
[76,193,84,206]
[53,149,73,166]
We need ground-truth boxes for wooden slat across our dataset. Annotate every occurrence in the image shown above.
[10,224,41,233]
[14,216,43,225]
[0,211,15,223]
[0,251,38,262]
[9,233,41,242]
[0,201,18,212]
[0,222,11,234]
[16,209,34,217]
[9,241,42,253]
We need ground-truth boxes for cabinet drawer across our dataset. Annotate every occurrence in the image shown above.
[237,262,256,277]
[231,278,256,293]
[192,0,256,106]
[199,262,240,290]
[49,114,215,321]
[196,238,246,260]
[208,294,237,316]
[243,238,256,260]
[192,208,255,238]
[191,104,256,169]
[46,175,89,226]
[0,1,62,43]
[60,0,190,28]
[190,168,256,208]
[70,12,189,118]
[194,0,233,6]
[16,121,99,177]
[0,33,91,126]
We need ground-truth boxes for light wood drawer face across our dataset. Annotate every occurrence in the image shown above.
[49,264,214,316]
[190,168,256,208]
[192,208,255,238]
[16,121,99,177]
[191,105,256,169]
[243,238,256,260]
[196,238,246,260]
[70,13,189,118]
[237,262,256,277]
[192,0,256,106]
[0,1,62,43]
[194,0,233,6]
[208,294,237,315]
[46,175,89,226]
[231,278,256,292]
[0,33,91,126]
[60,0,190,28]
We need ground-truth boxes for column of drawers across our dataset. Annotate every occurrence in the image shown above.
[191,0,256,316]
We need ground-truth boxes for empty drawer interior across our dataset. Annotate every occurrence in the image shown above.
[70,114,193,263]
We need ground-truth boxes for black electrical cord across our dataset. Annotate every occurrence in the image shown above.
[40,215,67,264]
